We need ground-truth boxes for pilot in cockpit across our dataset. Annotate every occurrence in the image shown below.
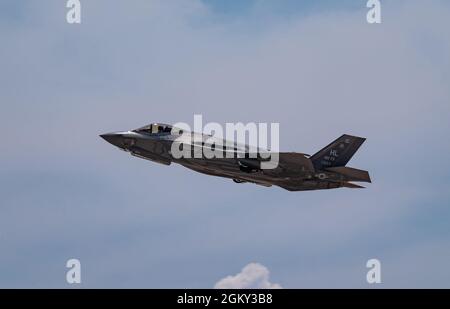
[134,123,174,134]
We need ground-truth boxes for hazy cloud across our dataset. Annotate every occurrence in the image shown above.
[215,263,282,289]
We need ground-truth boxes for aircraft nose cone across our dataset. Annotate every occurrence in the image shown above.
[100,132,123,147]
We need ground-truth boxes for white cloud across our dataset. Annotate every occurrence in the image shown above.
[214,263,282,289]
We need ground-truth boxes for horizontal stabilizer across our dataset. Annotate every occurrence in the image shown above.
[325,166,371,183]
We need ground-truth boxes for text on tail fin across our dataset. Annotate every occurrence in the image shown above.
[311,134,366,170]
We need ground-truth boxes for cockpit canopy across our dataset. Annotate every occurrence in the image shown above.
[134,123,182,135]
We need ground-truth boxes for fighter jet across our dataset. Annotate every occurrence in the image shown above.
[100,123,371,191]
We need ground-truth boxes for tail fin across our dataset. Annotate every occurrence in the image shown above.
[311,134,366,170]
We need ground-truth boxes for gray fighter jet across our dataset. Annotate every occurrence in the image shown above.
[100,123,371,191]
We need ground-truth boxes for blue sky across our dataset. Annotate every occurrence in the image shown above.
[204,0,362,16]
[0,0,450,288]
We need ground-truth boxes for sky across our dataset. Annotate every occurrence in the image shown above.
[0,0,450,288]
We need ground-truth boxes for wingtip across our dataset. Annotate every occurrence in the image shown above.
[342,134,366,141]
[342,182,366,189]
